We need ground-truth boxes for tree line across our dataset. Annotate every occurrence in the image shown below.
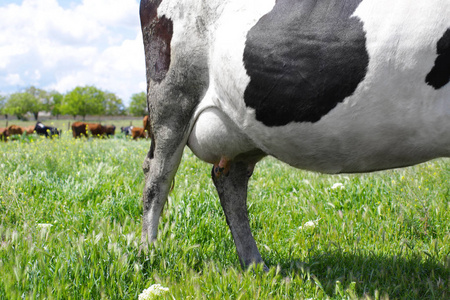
[0,86,147,121]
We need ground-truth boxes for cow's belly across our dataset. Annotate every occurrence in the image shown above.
[244,107,449,174]
[189,97,449,174]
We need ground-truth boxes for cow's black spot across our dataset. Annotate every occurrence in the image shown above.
[140,0,173,83]
[243,0,368,126]
[426,28,450,90]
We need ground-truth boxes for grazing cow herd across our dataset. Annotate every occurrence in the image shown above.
[71,122,119,138]
[119,116,152,140]
[0,122,61,141]
[0,117,151,142]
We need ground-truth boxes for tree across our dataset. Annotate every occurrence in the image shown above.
[103,92,125,115]
[49,91,64,119]
[25,86,46,120]
[0,94,6,118]
[62,86,106,120]
[128,92,148,116]
[4,92,38,120]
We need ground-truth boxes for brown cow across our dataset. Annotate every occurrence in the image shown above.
[131,127,146,140]
[87,123,105,137]
[72,122,116,138]
[0,128,9,142]
[104,125,116,137]
[23,125,35,135]
[88,123,116,137]
[72,122,88,138]
[7,125,23,135]
[143,115,152,139]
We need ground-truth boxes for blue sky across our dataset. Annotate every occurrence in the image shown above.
[0,0,145,105]
[0,0,76,8]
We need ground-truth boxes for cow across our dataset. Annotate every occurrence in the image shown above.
[0,128,8,142]
[7,125,23,136]
[72,123,102,138]
[104,125,116,137]
[34,122,60,137]
[131,127,147,140]
[23,125,36,135]
[139,0,450,269]
[88,123,116,137]
[121,126,133,136]
[72,122,88,138]
[143,115,152,139]
[86,123,105,137]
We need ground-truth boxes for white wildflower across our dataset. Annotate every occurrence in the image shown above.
[331,182,344,190]
[299,219,320,230]
[138,284,169,300]
[37,223,53,229]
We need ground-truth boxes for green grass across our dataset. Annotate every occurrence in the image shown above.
[0,131,449,299]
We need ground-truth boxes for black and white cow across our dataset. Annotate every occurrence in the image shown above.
[139,0,450,269]
[121,126,133,136]
[34,122,60,138]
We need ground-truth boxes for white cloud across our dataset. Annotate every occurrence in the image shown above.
[5,74,23,85]
[47,32,146,102]
[0,0,145,104]
[75,0,138,27]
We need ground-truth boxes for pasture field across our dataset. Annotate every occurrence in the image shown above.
[0,131,449,299]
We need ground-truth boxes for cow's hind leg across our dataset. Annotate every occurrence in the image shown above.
[141,128,188,246]
[212,160,267,270]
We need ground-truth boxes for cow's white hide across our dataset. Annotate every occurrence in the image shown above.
[183,0,450,173]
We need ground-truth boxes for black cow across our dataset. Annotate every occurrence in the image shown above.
[35,122,60,137]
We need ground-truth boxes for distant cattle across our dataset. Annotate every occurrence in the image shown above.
[23,125,35,135]
[7,125,23,135]
[72,122,115,138]
[104,125,116,136]
[72,122,88,138]
[129,116,152,140]
[143,115,152,139]
[87,123,105,137]
[34,122,60,137]
[121,126,133,136]
[131,127,146,140]
[7,124,34,136]
[0,128,8,142]
[2,124,40,139]
[88,123,116,137]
